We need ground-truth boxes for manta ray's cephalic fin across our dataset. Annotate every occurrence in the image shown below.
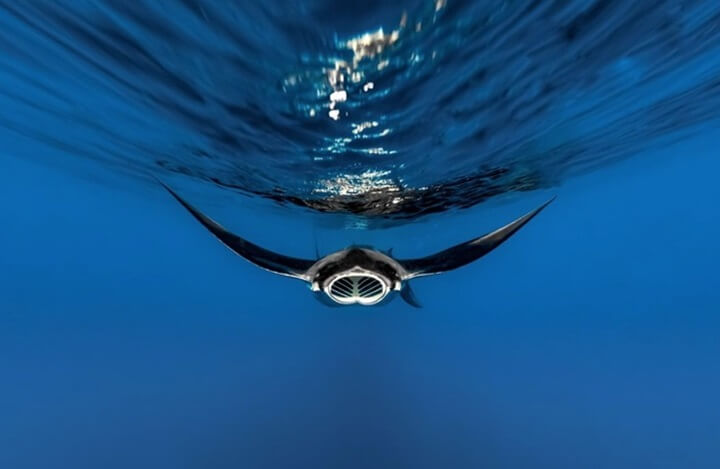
[400,282,422,308]
[399,197,555,279]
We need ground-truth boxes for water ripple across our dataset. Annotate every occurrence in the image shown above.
[1,0,720,220]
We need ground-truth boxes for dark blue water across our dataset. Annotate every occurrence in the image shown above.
[3,0,720,221]
[1,1,720,468]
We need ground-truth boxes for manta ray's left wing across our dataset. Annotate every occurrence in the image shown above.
[398,198,554,279]
[160,183,316,280]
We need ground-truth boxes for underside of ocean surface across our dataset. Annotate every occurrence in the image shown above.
[1,1,720,468]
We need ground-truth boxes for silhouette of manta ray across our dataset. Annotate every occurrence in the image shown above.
[159,181,554,307]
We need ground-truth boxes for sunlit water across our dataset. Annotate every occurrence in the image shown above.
[2,2,720,469]
[2,0,720,221]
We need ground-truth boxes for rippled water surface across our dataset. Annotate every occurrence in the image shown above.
[2,0,720,219]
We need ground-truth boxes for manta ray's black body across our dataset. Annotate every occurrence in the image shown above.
[159,182,553,307]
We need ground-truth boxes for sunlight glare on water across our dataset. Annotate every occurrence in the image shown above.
[1,0,720,221]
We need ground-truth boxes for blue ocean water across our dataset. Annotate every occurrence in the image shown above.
[1,1,719,468]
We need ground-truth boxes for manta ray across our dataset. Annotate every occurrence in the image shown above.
[159,182,553,307]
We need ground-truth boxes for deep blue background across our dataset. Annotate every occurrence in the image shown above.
[2,131,719,468]
[2,1,720,468]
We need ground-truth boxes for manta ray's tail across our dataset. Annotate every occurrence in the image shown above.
[400,282,422,308]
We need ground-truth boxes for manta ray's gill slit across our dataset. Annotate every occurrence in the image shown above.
[357,277,384,296]
[330,278,355,297]
[333,280,353,292]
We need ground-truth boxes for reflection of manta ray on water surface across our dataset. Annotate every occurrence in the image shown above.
[159,181,554,307]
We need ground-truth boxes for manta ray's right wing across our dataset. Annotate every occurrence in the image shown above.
[160,182,316,280]
[399,198,554,279]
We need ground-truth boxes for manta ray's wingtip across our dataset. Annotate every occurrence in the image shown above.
[398,195,557,278]
[149,174,175,195]
[527,195,556,218]
[501,194,556,235]
[540,195,557,209]
[150,174,195,211]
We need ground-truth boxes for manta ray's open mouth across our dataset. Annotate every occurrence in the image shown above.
[326,272,389,305]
